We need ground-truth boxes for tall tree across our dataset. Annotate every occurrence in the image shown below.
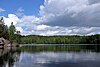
[9,22,16,42]
[0,17,9,39]
[16,31,21,43]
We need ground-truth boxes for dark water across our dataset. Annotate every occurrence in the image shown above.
[0,44,100,67]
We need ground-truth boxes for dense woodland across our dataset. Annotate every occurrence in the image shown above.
[0,17,100,44]
[20,34,100,44]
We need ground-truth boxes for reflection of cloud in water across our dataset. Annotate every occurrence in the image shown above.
[14,52,100,67]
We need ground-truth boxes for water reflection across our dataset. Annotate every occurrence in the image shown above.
[21,52,100,63]
[14,52,100,67]
[0,48,21,67]
[0,45,100,67]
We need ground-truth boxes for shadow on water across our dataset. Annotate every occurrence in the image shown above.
[20,45,100,52]
[0,44,100,67]
[0,48,21,67]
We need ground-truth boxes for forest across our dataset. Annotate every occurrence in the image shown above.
[20,34,100,44]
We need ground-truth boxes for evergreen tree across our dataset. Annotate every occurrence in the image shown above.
[0,17,9,39]
[9,22,16,42]
[16,31,21,43]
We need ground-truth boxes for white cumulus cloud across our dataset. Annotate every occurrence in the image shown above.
[4,14,20,27]
[1,0,100,35]
[39,0,100,27]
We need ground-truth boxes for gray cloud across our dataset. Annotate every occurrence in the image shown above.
[2,0,100,35]
[89,0,100,4]
[40,0,100,27]
[21,24,100,36]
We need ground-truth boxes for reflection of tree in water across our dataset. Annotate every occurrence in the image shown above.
[0,48,21,67]
[81,45,100,52]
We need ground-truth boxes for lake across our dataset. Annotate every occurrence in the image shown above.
[0,44,100,67]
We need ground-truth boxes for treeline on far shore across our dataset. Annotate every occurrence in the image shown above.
[19,34,100,44]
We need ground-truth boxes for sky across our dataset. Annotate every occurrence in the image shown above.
[0,0,100,36]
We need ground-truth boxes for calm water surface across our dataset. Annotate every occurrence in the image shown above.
[0,44,100,67]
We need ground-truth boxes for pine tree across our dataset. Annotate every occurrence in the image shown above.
[9,22,16,42]
[0,17,9,39]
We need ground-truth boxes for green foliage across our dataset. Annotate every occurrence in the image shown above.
[20,34,100,44]
[15,31,21,44]
[9,22,16,42]
[0,18,21,43]
[0,18,9,39]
